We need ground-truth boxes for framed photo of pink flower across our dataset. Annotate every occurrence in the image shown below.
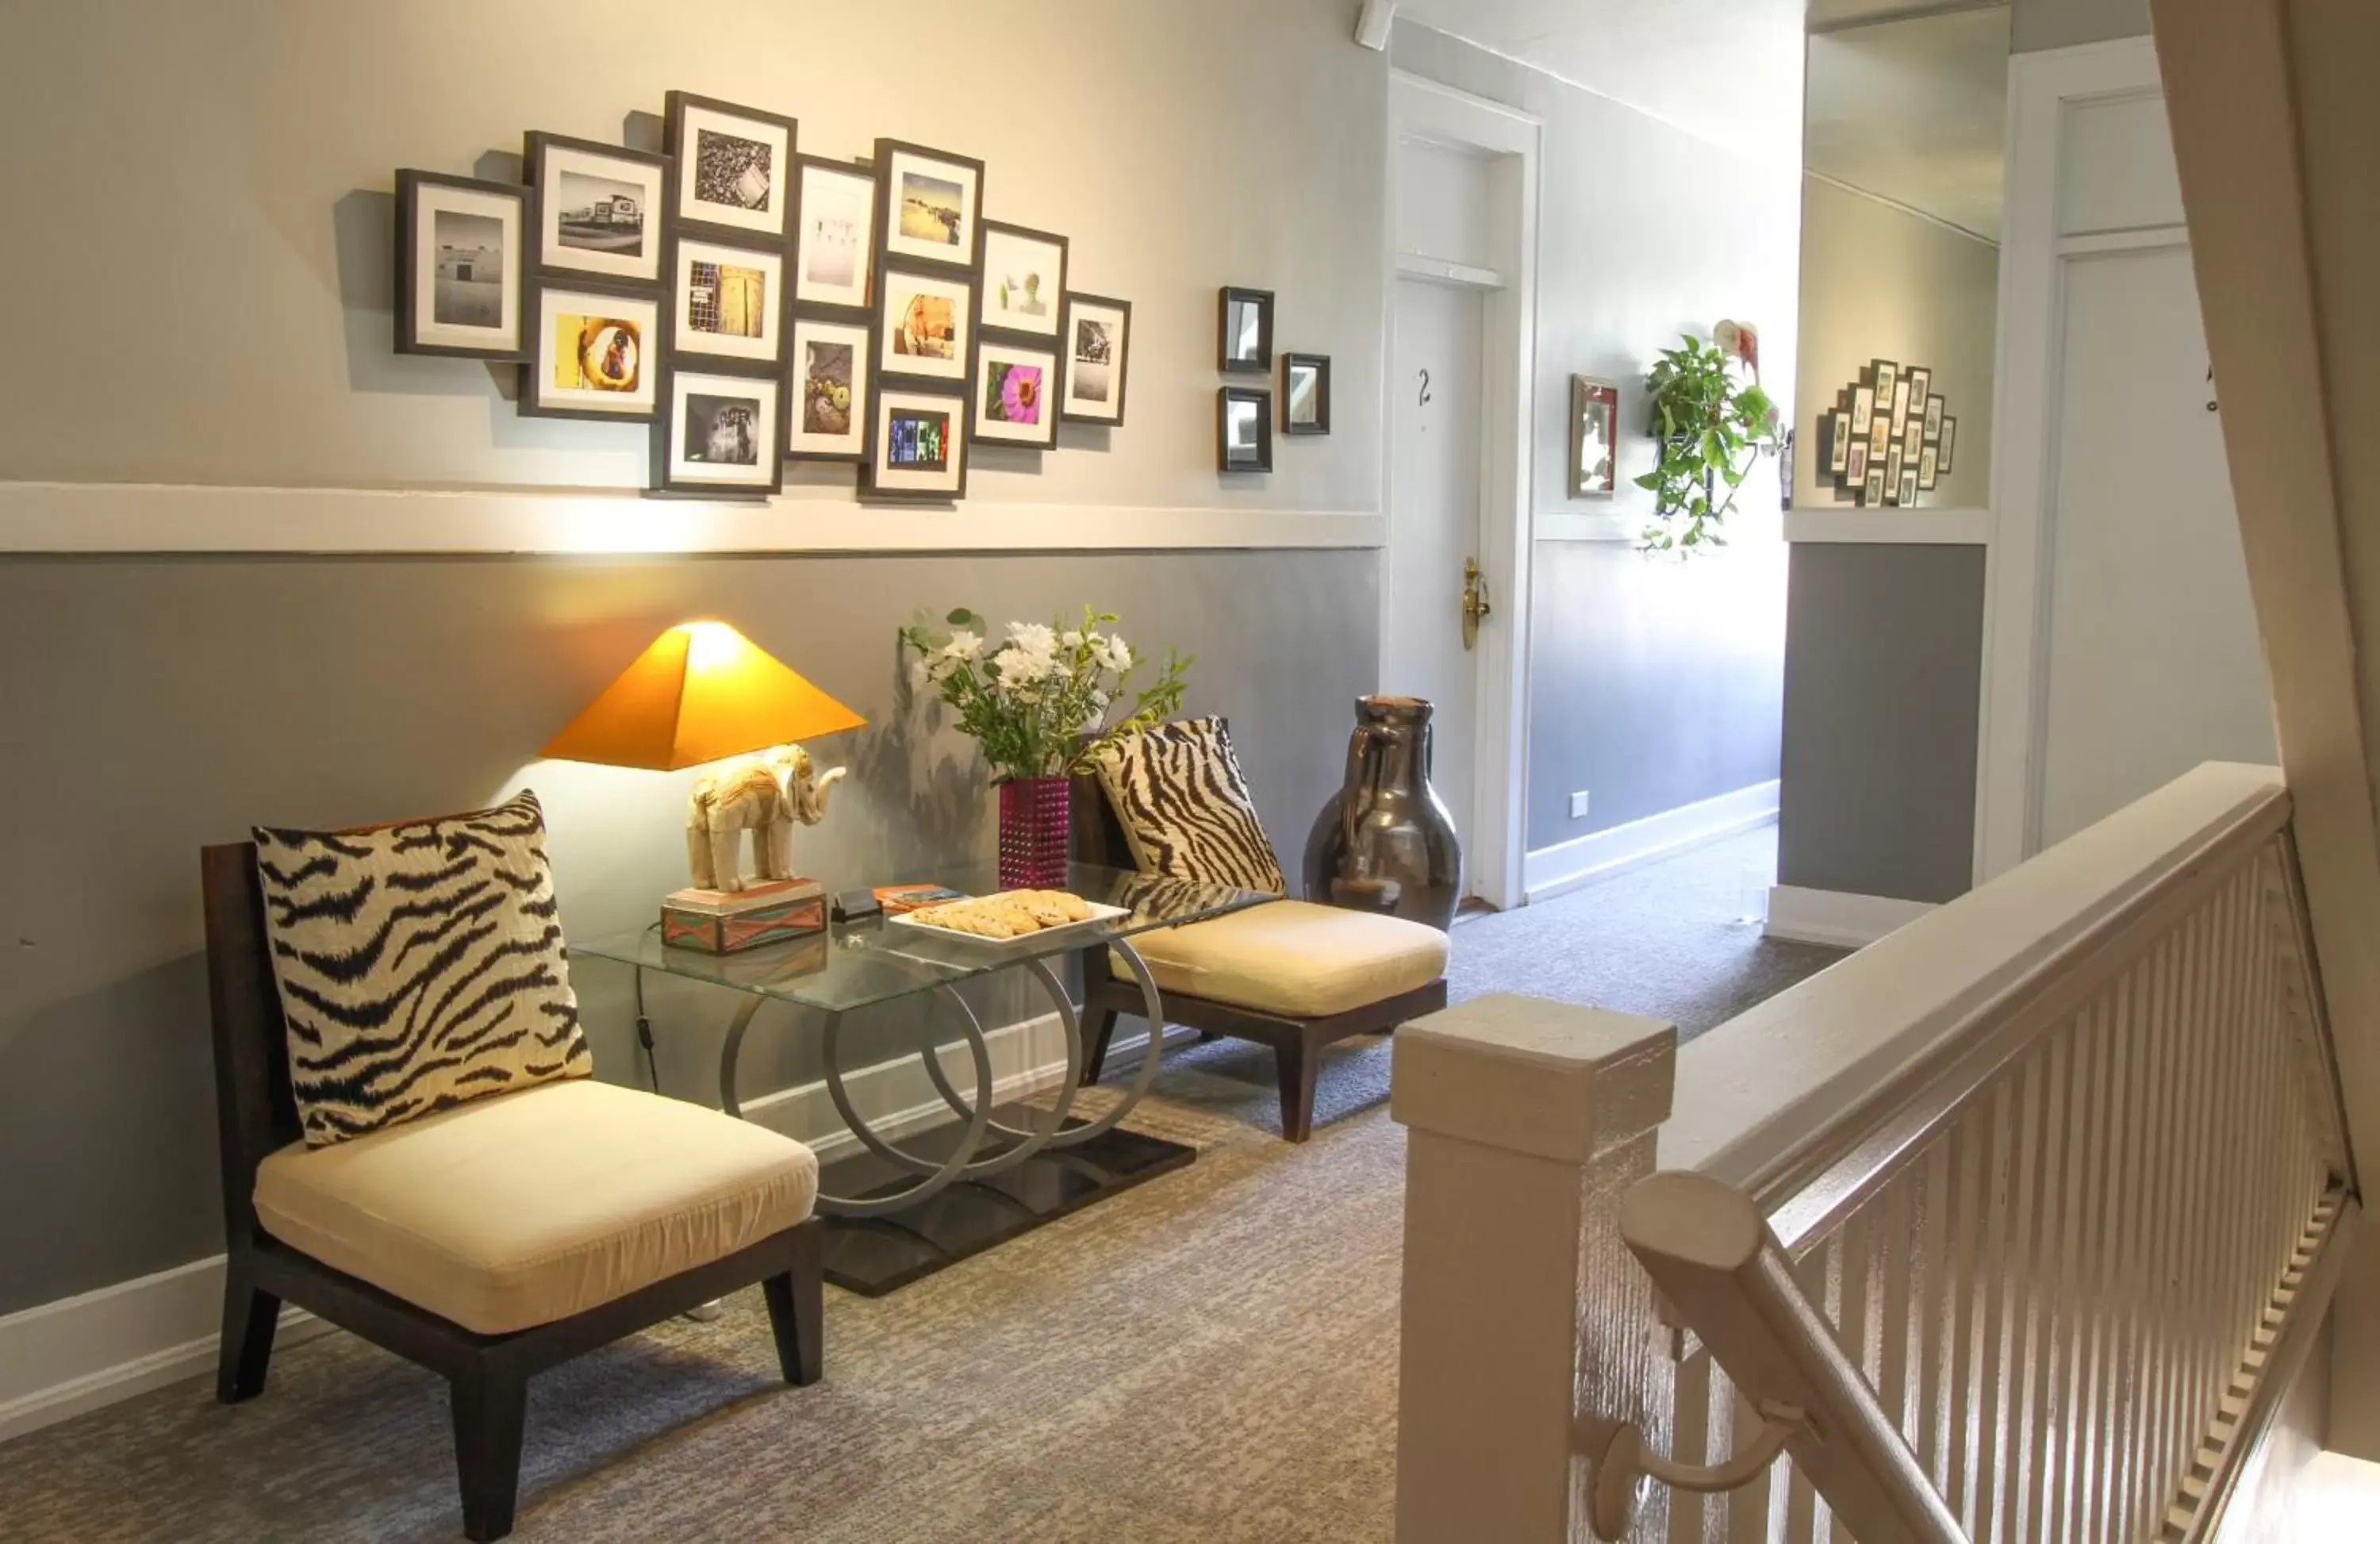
[971,338,1059,448]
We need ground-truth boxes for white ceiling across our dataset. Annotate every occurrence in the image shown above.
[1393,0,1810,167]
[1805,6,2011,240]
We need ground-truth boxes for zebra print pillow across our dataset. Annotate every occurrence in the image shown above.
[251,791,591,1147]
[1093,717,1287,895]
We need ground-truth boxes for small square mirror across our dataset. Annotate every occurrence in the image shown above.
[1217,386,1273,471]
[1281,352,1330,436]
[1218,286,1274,372]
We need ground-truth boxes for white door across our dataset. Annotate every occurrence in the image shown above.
[1386,276,1486,870]
[2034,244,2278,847]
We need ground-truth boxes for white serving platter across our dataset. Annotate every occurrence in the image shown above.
[884,897,1132,952]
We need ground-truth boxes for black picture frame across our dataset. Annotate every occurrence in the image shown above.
[789,155,877,313]
[662,90,799,244]
[1218,386,1273,473]
[518,276,662,422]
[666,229,787,368]
[651,357,785,499]
[1058,292,1131,428]
[785,309,873,465]
[874,260,977,388]
[871,138,986,275]
[1219,286,1274,373]
[394,170,530,361]
[523,131,670,289]
[1280,352,1331,436]
[975,219,1069,343]
[970,334,1061,451]
[862,382,971,502]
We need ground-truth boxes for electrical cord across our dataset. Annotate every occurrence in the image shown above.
[634,922,662,1094]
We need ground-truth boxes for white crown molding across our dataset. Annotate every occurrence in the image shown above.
[0,481,1385,556]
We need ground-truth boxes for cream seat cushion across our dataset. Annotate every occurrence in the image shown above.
[1116,899,1448,1018]
[255,1077,818,1335]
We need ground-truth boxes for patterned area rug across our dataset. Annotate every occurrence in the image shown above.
[0,827,1841,1542]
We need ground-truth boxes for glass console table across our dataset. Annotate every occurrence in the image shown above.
[570,862,1275,1293]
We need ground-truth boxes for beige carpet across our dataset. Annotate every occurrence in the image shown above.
[0,1043,1412,1544]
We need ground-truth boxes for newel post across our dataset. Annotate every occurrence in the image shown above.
[1392,993,1679,1544]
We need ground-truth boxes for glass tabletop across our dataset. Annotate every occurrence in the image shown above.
[567,861,1277,1016]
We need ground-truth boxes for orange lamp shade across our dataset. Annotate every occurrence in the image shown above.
[541,620,866,771]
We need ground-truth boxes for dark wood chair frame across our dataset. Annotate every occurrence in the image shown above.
[200,843,824,1542]
[1068,776,1449,1143]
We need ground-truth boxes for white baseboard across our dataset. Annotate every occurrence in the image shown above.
[0,1258,332,1446]
[1522,780,1781,904]
[0,1010,1188,1446]
[1763,884,1938,948]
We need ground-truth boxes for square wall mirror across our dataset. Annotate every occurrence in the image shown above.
[1219,286,1273,373]
[1218,386,1272,471]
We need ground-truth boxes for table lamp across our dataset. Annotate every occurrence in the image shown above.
[543,620,866,952]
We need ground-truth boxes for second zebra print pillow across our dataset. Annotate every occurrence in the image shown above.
[251,791,591,1147]
[1093,717,1288,896]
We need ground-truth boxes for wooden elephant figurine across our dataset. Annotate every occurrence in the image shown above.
[685,743,847,893]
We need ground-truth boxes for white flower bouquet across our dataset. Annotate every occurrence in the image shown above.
[899,605,1191,781]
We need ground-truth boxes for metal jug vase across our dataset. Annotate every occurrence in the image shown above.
[1302,695,1463,931]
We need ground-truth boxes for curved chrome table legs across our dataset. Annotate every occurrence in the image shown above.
[710,938,1169,1219]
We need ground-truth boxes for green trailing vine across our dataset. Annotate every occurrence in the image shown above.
[1633,333,1782,554]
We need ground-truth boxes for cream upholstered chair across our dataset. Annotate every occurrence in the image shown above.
[1069,773,1449,1140]
[201,843,824,1542]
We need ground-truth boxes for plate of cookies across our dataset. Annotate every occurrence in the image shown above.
[884,889,1129,950]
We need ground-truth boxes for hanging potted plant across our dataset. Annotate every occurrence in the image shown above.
[1633,328,1782,554]
[900,605,1190,886]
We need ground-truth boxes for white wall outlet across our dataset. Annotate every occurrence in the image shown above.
[1568,790,1591,820]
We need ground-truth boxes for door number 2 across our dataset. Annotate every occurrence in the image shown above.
[1417,367,1432,408]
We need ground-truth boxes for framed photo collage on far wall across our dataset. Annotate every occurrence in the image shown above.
[392,93,1134,503]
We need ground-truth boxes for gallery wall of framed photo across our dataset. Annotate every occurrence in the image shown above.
[397,97,1137,504]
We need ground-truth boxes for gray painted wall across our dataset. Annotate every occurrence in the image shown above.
[0,551,1374,1314]
[2012,0,2152,51]
[1776,543,1985,903]
[0,0,1388,1315]
[1392,25,1802,851]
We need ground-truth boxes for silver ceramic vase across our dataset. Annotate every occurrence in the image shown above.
[1303,695,1464,931]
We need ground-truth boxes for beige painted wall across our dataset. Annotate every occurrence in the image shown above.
[1793,176,1998,509]
[2013,0,2152,51]
[0,0,1384,509]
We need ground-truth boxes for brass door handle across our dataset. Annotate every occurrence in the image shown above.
[1462,557,1493,651]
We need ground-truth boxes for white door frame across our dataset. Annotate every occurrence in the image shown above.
[1384,69,1541,912]
[1973,36,2174,883]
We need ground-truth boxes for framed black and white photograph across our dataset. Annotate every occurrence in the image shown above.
[1872,359,1899,409]
[655,367,782,497]
[971,336,1060,449]
[863,385,969,500]
[976,221,1066,340]
[1889,374,1912,434]
[1852,383,1875,437]
[524,132,668,287]
[395,170,528,360]
[1869,406,1890,459]
[1219,286,1273,373]
[520,281,660,421]
[792,156,876,311]
[1925,393,1945,443]
[786,314,870,462]
[1058,292,1130,426]
[1864,464,1886,507]
[1828,409,1852,476]
[670,235,784,365]
[876,264,973,385]
[1919,442,1940,491]
[1282,353,1331,436]
[1218,386,1272,473]
[1939,417,1958,474]
[1906,366,1933,417]
[873,139,984,272]
[1885,440,1906,503]
[1900,465,1921,507]
[1568,374,1619,497]
[1846,440,1869,487]
[663,91,797,242]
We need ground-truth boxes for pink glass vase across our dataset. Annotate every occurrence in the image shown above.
[997,775,1073,889]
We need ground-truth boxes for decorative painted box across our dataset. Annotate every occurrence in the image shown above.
[661,878,827,954]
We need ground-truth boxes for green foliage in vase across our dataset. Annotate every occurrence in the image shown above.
[1633,333,1782,555]
[898,605,1191,781]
